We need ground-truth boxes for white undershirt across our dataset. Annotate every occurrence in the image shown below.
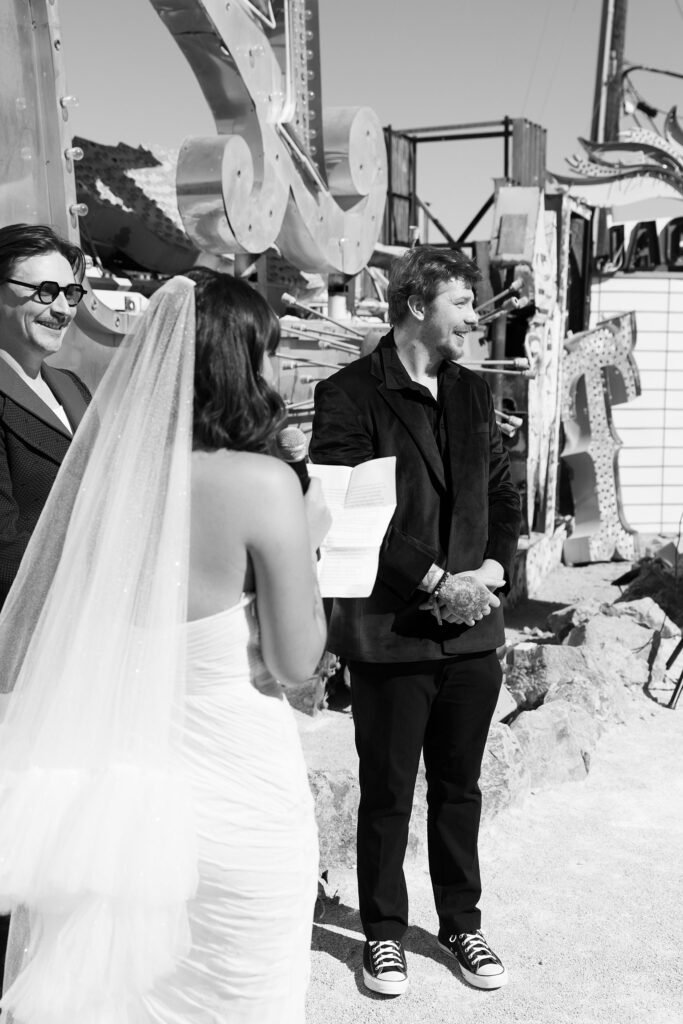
[0,350,72,434]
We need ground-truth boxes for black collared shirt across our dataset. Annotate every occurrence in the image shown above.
[383,345,452,551]
[383,343,449,456]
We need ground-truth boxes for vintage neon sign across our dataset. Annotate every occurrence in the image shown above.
[561,313,640,564]
[149,0,387,274]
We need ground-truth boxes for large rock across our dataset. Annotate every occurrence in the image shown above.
[308,769,359,870]
[546,668,631,726]
[505,642,555,707]
[505,642,629,715]
[480,722,529,820]
[510,700,600,788]
[545,599,603,640]
[564,616,653,688]
[603,596,680,638]
[545,673,603,727]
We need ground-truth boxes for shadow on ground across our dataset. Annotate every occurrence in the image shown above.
[312,897,474,999]
[502,598,565,631]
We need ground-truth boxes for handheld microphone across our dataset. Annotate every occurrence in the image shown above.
[275,426,310,493]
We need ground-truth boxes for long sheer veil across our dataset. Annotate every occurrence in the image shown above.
[0,277,198,1022]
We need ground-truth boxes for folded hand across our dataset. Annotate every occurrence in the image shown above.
[419,570,502,627]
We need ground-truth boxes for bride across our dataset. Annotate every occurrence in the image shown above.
[0,272,330,1023]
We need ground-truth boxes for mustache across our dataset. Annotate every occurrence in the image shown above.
[36,314,71,326]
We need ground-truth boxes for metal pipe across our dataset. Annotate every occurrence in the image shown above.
[461,358,530,369]
[318,339,360,354]
[495,410,524,427]
[456,193,496,246]
[474,278,524,313]
[396,119,507,135]
[281,292,365,338]
[471,366,537,379]
[286,400,315,411]
[415,196,458,248]
[412,131,507,144]
[275,352,344,370]
[281,323,361,343]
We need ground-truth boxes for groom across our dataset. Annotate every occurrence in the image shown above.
[310,245,521,996]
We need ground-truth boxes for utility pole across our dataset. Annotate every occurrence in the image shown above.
[591,0,629,143]
[591,0,628,266]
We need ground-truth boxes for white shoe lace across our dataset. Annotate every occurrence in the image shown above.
[454,930,502,971]
[369,940,405,974]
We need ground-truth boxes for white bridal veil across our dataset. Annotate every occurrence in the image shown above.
[0,277,198,1022]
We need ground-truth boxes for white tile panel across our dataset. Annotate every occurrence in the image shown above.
[663,288,683,312]
[633,334,670,352]
[662,370,683,390]
[633,311,670,332]
[601,291,667,312]
[663,447,683,466]
[617,390,667,412]
[585,278,683,530]
[616,465,663,485]
[657,485,683,505]
[617,446,659,466]
[664,349,683,373]
[664,312,683,332]
[593,309,629,322]
[596,277,670,295]
[664,416,683,436]
[614,408,665,429]
[620,498,663,510]
[612,427,665,447]
[637,369,677,391]
[632,350,667,371]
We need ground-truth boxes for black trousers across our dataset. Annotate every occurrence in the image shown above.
[0,911,8,989]
[349,650,501,941]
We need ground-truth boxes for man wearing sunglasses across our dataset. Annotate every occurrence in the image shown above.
[0,222,92,599]
[0,222,92,985]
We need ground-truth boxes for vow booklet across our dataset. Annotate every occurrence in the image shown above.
[308,457,397,598]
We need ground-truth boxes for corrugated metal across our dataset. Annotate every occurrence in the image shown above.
[382,129,416,246]
[511,119,546,188]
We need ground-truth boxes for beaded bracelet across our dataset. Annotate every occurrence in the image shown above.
[431,570,449,598]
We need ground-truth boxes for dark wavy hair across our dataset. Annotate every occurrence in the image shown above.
[387,244,481,325]
[0,223,86,282]
[186,269,285,453]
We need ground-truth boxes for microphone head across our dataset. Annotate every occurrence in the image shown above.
[275,426,309,463]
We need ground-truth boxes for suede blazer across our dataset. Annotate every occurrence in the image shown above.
[309,332,522,663]
[0,360,91,608]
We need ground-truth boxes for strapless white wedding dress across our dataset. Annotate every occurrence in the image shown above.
[2,595,317,1024]
[143,593,318,1023]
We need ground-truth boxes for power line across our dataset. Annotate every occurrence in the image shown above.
[520,3,553,116]
[538,0,580,122]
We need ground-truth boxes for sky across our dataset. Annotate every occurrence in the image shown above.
[58,0,683,244]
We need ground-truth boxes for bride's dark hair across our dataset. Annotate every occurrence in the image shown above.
[186,269,286,452]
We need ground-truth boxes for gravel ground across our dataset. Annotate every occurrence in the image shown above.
[306,562,683,1024]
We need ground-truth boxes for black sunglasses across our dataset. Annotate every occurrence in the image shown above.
[4,278,86,307]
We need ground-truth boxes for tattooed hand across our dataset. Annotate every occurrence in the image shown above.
[420,571,502,627]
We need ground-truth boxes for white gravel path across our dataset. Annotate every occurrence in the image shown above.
[306,693,683,1024]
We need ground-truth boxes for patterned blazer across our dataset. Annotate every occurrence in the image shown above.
[0,360,91,608]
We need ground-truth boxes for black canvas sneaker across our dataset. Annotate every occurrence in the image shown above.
[437,929,508,989]
[362,939,408,995]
